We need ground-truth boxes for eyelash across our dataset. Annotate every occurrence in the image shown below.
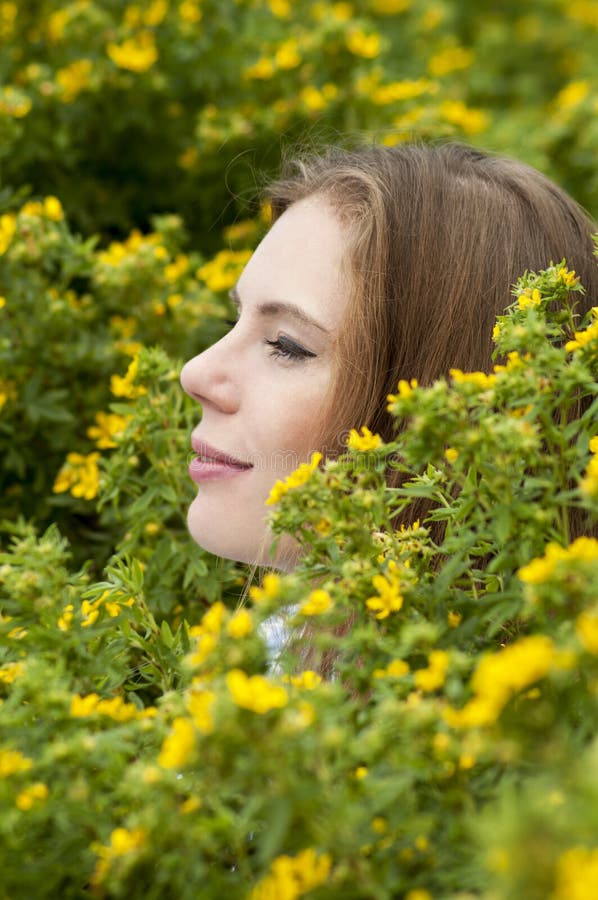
[225,319,315,362]
[265,336,316,361]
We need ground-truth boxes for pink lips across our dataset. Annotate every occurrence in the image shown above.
[188,439,252,484]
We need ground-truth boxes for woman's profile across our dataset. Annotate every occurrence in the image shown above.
[180,141,598,569]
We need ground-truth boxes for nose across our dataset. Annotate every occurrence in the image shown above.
[180,333,240,415]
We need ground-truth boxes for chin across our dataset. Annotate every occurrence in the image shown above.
[186,499,298,570]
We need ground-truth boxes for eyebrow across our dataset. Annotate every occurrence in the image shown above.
[229,286,330,335]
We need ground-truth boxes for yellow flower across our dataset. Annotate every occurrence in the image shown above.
[373,78,436,105]
[187,689,215,734]
[107,32,158,72]
[428,46,474,76]
[275,38,301,69]
[16,782,48,811]
[179,0,202,24]
[346,28,381,58]
[250,848,332,900]
[414,650,450,692]
[0,212,16,255]
[448,610,462,628]
[110,356,147,399]
[53,452,101,500]
[196,248,252,291]
[405,890,432,900]
[226,669,288,714]
[552,846,598,900]
[266,452,322,505]
[347,426,382,452]
[555,80,590,111]
[444,447,459,463]
[517,287,542,310]
[576,611,598,654]
[249,572,281,604]
[0,748,33,777]
[366,567,403,619]
[227,608,254,638]
[371,0,410,13]
[0,661,24,684]
[300,589,332,616]
[439,100,489,135]
[87,411,131,449]
[56,59,93,103]
[287,670,322,690]
[269,0,291,17]
[244,56,276,80]
[158,717,196,768]
[91,827,147,885]
[565,319,598,352]
[445,635,556,728]
[450,369,496,390]
[518,537,598,584]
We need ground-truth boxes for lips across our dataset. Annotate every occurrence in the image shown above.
[188,438,252,484]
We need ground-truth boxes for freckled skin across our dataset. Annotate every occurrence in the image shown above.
[180,196,349,567]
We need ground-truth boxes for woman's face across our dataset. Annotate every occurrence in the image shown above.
[180,195,349,567]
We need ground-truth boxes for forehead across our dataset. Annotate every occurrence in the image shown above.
[236,194,348,331]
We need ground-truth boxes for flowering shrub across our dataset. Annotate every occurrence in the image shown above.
[2,262,598,897]
[1,0,598,245]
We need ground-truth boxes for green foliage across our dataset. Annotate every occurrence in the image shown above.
[2,266,598,898]
[1,0,598,245]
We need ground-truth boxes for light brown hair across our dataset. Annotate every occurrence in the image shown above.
[267,142,598,450]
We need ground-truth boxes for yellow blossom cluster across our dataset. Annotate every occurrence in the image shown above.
[196,248,252,292]
[0,212,16,255]
[372,78,437,105]
[250,847,332,900]
[107,31,159,72]
[70,692,153,722]
[226,669,288,714]
[0,86,32,118]
[158,688,216,769]
[16,782,49,811]
[91,827,148,887]
[56,59,93,102]
[580,435,598,497]
[414,650,450,692]
[346,27,382,59]
[53,451,101,500]
[551,845,598,899]
[373,658,410,679]
[249,572,281,604]
[449,368,497,390]
[87,411,132,449]
[0,661,24,684]
[439,100,489,135]
[428,45,474,77]
[0,1,17,40]
[386,378,418,408]
[266,452,322,506]
[346,426,382,452]
[299,588,332,616]
[565,306,598,353]
[444,635,564,728]
[366,560,403,619]
[517,287,542,310]
[518,535,598,585]
[20,196,64,221]
[97,229,164,266]
[371,0,411,14]
[110,356,147,399]
[0,748,32,777]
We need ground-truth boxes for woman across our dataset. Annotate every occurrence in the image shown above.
[181,141,598,569]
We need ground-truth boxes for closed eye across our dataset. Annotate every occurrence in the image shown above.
[265,336,316,361]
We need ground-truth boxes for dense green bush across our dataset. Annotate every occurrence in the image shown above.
[2,265,598,898]
[1,0,598,244]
